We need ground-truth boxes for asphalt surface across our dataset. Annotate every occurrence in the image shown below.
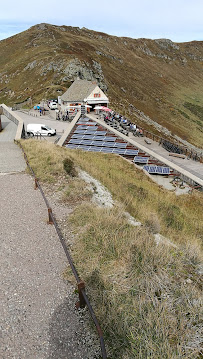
[0,116,26,173]
[0,114,100,358]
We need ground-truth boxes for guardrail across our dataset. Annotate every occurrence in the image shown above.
[16,141,107,359]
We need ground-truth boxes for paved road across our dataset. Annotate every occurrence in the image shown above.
[0,116,26,173]
[0,113,99,358]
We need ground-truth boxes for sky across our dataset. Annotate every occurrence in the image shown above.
[0,0,203,42]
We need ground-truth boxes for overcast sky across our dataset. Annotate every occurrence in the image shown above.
[0,0,203,42]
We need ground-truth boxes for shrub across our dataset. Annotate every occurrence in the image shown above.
[63,158,77,177]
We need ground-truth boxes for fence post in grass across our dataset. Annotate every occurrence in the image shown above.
[76,281,86,309]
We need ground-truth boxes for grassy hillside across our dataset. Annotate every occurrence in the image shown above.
[1,23,203,147]
[20,140,203,358]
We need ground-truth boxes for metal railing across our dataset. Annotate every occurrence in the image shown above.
[17,141,108,359]
[140,128,203,163]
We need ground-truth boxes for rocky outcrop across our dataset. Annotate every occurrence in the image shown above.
[62,58,107,91]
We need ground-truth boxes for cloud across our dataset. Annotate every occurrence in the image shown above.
[0,0,202,42]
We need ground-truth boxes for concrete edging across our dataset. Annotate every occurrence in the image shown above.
[57,111,81,147]
[0,104,25,141]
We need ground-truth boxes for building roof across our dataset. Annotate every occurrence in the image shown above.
[61,80,98,102]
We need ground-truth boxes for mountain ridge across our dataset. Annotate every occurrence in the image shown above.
[0,23,203,147]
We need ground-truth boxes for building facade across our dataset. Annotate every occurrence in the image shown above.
[60,79,109,113]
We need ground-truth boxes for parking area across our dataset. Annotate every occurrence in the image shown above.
[14,110,69,142]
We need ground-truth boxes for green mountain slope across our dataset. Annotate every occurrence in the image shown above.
[0,23,203,147]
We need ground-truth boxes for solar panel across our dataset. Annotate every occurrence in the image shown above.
[66,143,143,159]
[74,129,95,134]
[149,166,157,173]
[79,145,91,150]
[114,142,127,148]
[87,141,100,146]
[91,136,115,141]
[101,147,114,153]
[156,166,163,174]
[74,130,107,135]
[92,131,107,135]
[72,132,106,140]
[78,119,89,121]
[125,150,139,156]
[69,139,82,144]
[71,134,86,139]
[76,125,98,130]
[71,135,114,141]
[103,137,116,141]
[143,165,149,172]
[81,140,94,145]
[74,130,98,134]
[162,167,170,174]
[133,156,149,164]
[89,147,102,152]
[113,148,126,154]
[143,165,170,175]
[77,121,97,126]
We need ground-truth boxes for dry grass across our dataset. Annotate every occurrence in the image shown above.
[21,140,203,249]
[20,140,203,358]
[65,148,203,248]
[70,204,203,358]
[62,178,92,203]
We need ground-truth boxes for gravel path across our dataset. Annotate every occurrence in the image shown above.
[0,172,100,358]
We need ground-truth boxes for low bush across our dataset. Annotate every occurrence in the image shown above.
[63,158,77,177]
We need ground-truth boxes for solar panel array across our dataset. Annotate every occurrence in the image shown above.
[75,125,98,131]
[65,118,142,156]
[74,129,106,135]
[69,139,127,148]
[133,156,149,164]
[66,118,172,175]
[71,134,116,141]
[77,121,97,126]
[66,144,138,155]
[143,165,170,174]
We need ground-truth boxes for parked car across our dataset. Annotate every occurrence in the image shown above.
[49,102,58,110]
[27,124,56,137]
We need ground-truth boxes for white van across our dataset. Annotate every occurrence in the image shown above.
[27,124,56,137]
[49,102,58,110]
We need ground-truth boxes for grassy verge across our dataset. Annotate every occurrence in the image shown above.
[20,140,203,358]
[70,204,202,358]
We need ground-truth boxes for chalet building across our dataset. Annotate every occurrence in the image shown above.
[60,79,109,112]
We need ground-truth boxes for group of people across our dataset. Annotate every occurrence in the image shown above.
[103,112,144,136]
